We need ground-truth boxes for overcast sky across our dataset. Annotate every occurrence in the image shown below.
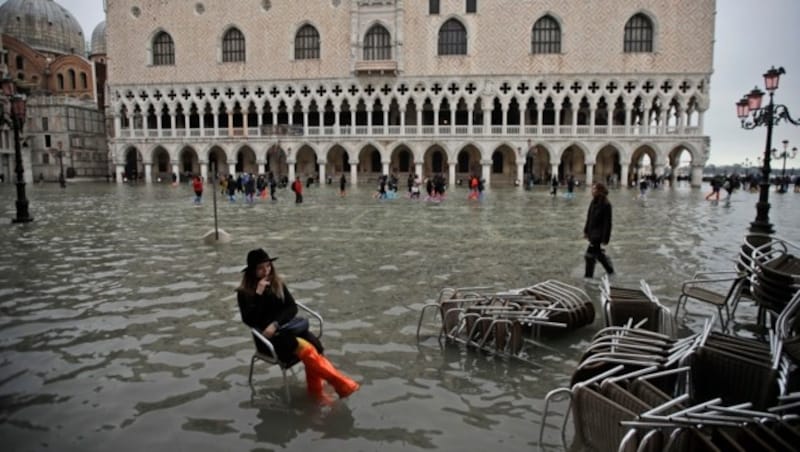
[29,0,800,166]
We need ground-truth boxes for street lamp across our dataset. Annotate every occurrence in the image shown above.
[772,139,797,193]
[0,76,33,223]
[735,66,799,234]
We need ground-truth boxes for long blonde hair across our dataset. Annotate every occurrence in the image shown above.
[237,262,285,299]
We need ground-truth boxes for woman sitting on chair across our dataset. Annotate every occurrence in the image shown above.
[237,248,359,402]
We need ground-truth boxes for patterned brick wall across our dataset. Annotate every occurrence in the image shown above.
[106,0,715,85]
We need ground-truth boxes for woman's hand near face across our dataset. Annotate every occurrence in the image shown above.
[255,277,270,295]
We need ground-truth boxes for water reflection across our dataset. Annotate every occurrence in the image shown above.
[0,182,798,451]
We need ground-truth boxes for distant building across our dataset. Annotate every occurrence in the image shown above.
[106,0,714,187]
[0,0,110,183]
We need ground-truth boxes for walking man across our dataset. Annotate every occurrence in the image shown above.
[583,183,614,278]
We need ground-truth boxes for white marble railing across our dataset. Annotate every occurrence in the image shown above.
[117,124,704,139]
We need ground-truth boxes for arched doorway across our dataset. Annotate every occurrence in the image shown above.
[456,145,481,183]
[208,146,228,177]
[179,146,200,179]
[265,145,288,180]
[357,145,382,183]
[668,145,695,187]
[526,144,550,185]
[124,147,143,181]
[327,145,351,176]
[236,146,258,174]
[390,145,414,177]
[559,145,587,183]
[423,145,448,177]
[630,146,657,186]
[151,146,171,182]
[491,145,517,186]
[595,145,622,187]
[295,145,318,181]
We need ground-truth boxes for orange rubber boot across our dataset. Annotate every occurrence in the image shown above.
[305,368,333,405]
[297,338,360,398]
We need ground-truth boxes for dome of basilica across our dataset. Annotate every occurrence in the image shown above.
[0,0,86,56]
[90,20,105,55]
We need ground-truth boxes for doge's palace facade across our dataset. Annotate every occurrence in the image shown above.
[106,0,715,187]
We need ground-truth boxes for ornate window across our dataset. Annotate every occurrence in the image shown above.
[152,31,175,66]
[68,69,76,89]
[57,73,64,90]
[624,14,654,53]
[222,27,246,62]
[363,25,391,61]
[466,0,477,14]
[295,24,320,60]
[429,0,439,15]
[80,72,88,89]
[438,19,467,55]
[532,15,561,54]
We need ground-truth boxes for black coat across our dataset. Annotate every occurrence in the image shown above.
[584,197,612,245]
[237,285,302,363]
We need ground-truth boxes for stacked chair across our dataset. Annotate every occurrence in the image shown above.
[540,282,800,451]
[750,237,800,320]
[601,276,674,337]
[416,281,594,364]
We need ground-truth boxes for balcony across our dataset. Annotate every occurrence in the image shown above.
[117,124,703,140]
[354,60,398,76]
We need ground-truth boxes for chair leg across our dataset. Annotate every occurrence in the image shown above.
[249,355,257,385]
[281,368,291,403]
[674,295,686,322]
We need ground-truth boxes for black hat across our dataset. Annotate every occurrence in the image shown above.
[242,248,277,272]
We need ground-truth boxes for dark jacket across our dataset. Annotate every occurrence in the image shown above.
[237,285,302,362]
[584,197,612,245]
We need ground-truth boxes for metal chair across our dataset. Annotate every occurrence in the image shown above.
[673,271,747,333]
[247,301,323,402]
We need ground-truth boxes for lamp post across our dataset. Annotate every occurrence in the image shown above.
[735,66,799,234]
[1,77,33,223]
[773,139,797,193]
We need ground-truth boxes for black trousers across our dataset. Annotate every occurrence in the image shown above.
[585,242,614,278]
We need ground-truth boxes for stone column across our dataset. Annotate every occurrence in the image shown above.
[288,160,296,182]
[589,108,596,135]
[551,163,559,181]
[433,109,439,135]
[585,163,594,186]
[501,107,508,134]
[415,161,423,179]
[448,162,456,187]
[399,109,406,135]
[116,164,125,183]
[690,164,703,188]
[571,109,578,135]
[350,161,358,186]
[171,163,179,182]
[228,162,236,176]
[114,116,122,138]
[516,161,524,188]
[201,162,208,181]
[318,161,326,186]
[621,165,630,188]
[481,159,492,187]
[145,163,153,183]
[302,111,309,136]
[382,160,389,177]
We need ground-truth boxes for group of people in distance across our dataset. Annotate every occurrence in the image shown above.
[705,173,741,206]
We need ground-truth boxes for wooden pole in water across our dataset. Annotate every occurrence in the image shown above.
[211,161,219,240]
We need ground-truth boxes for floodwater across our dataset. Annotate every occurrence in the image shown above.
[0,180,798,452]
